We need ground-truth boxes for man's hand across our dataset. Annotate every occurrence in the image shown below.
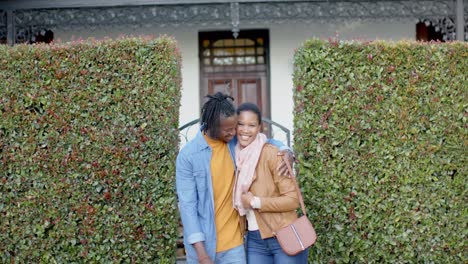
[193,242,214,264]
[241,192,254,209]
[277,149,295,176]
[198,256,214,264]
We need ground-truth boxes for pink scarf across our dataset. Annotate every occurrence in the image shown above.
[233,133,267,216]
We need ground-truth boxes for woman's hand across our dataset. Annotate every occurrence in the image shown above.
[241,192,254,209]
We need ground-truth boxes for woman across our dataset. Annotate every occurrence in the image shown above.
[233,102,309,264]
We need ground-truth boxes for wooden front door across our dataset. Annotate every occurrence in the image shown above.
[206,75,267,114]
[199,30,270,121]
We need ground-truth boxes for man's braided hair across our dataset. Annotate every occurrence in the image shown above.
[201,92,235,139]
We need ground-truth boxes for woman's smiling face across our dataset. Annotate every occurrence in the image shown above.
[236,110,261,149]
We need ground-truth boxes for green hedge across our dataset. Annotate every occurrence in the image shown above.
[0,37,182,262]
[293,39,466,263]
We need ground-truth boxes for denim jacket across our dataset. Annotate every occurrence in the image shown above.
[176,129,287,263]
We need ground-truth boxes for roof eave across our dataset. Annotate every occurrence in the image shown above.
[1,0,333,10]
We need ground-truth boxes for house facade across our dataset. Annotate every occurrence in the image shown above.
[1,0,466,145]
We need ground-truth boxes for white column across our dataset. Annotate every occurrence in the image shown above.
[456,0,465,41]
[6,10,14,46]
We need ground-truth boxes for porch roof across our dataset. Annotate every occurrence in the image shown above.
[0,0,441,10]
[0,0,465,44]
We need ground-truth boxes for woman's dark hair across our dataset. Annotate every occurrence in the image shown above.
[237,102,262,124]
[201,92,236,137]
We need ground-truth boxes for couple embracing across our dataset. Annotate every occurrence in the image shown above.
[176,92,309,264]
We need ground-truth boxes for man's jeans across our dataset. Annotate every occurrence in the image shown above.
[215,244,246,264]
[246,230,309,264]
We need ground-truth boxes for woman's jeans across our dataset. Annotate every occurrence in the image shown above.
[246,230,309,264]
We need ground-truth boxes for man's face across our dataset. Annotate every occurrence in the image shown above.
[216,115,237,143]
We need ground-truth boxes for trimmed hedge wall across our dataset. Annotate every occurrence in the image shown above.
[0,37,182,262]
[293,39,466,263]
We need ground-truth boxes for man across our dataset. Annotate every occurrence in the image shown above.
[176,92,293,264]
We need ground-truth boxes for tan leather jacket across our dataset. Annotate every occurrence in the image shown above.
[247,144,299,239]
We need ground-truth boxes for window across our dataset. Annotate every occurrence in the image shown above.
[201,31,267,67]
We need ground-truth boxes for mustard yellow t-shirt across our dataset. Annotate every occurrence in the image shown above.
[204,134,243,252]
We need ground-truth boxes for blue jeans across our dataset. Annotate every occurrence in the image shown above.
[215,244,246,264]
[246,230,309,264]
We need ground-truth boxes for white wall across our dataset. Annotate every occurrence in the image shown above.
[54,20,414,146]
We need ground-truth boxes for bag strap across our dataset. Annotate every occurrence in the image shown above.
[254,155,307,234]
[281,155,307,217]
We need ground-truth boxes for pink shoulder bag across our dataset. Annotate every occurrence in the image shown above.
[257,156,317,256]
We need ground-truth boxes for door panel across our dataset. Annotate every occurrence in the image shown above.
[208,79,233,96]
[204,76,267,113]
[238,79,261,106]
